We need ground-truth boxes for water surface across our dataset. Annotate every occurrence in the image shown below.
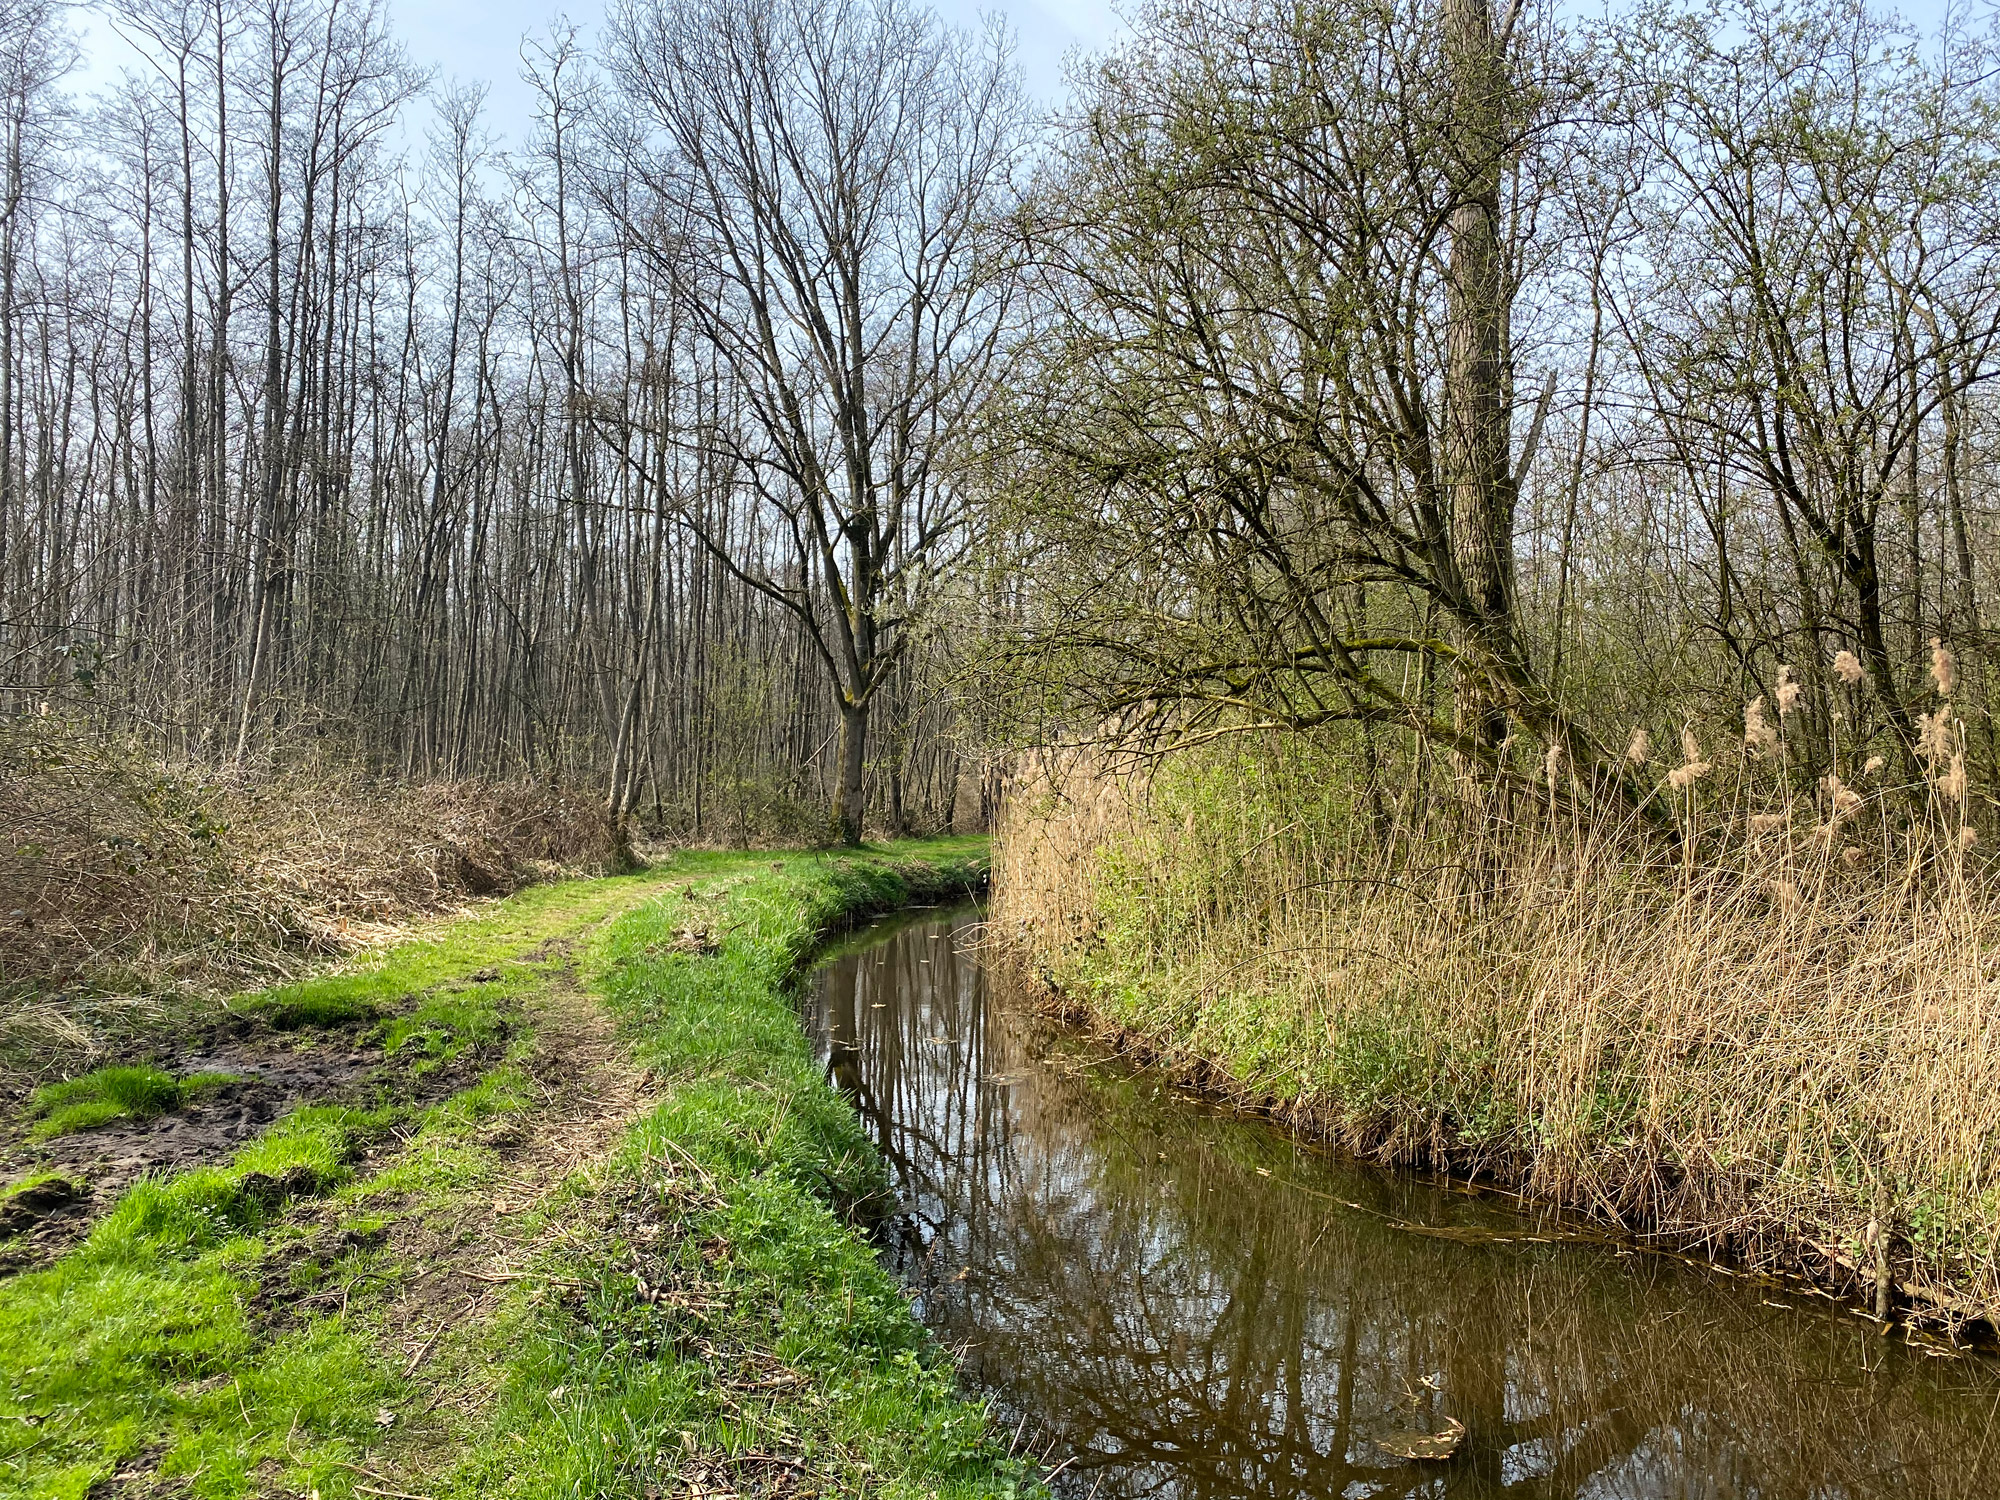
[806,906,2000,1499]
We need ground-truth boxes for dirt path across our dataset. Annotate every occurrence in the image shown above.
[502,949,658,1205]
[324,947,660,1492]
[2,877,676,1263]
[0,843,1016,1500]
[385,949,655,1292]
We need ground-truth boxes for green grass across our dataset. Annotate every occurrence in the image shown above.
[0,864,693,1500]
[25,1064,237,1141]
[435,840,1022,1500]
[246,866,688,1034]
[0,839,1018,1500]
[0,1100,407,1499]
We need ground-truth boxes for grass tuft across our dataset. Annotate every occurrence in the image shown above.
[25,1064,236,1140]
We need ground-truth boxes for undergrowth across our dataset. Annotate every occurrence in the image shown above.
[996,740,2000,1332]
[0,715,616,1093]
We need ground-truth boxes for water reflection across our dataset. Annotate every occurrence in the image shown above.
[805,908,2000,1500]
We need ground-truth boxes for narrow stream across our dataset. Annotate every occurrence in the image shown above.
[805,906,2000,1499]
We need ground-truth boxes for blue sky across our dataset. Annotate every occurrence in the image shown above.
[65,0,1984,147]
[69,0,1134,143]
[388,0,1132,110]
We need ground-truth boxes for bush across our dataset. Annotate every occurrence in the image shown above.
[1,717,617,1000]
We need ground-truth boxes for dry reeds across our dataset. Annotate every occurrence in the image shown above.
[994,739,2000,1331]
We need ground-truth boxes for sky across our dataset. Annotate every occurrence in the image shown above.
[67,0,1134,148]
[61,0,1983,152]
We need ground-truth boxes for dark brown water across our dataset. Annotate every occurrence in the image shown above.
[806,906,2000,1500]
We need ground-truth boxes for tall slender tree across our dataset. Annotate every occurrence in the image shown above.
[601,0,1024,842]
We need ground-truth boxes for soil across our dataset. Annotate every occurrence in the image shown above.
[0,998,518,1267]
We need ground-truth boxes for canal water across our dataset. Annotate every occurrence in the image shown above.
[804,905,2000,1499]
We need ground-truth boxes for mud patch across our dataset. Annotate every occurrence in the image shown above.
[0,996,519,1265]
[250,1213,395,1327]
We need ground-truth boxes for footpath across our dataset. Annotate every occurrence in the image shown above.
[0,840,1028,1500]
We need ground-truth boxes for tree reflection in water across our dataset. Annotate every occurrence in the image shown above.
[805,909,2000,1500]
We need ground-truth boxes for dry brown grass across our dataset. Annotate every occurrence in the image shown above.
[0,716,614,1000]
[995,744,2000,1332]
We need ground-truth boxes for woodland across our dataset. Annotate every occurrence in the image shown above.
[3,0,1997,854]
[6,1,2000,1491]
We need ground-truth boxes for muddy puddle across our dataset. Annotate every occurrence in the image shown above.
[806,906,2000,1500]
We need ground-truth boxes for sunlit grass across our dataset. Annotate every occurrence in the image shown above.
[26,1064,239,1140]
[0,841,1013,1500]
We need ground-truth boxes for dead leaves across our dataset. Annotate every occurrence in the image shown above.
[1375,1415,1465,1462]
[672,925,720,957]
[656,1451,821,1499]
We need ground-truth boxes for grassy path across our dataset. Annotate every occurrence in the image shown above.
[0,840,1023,1500]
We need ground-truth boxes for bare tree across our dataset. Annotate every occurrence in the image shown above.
[600,0,1024,843]
[1606,0,2000,788]
[996,0,1637,822]
[0,0,987,844]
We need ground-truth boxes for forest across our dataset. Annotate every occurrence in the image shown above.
[7,0,2000,1493]
[4,0,1996,848]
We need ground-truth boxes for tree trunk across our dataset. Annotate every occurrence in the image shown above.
[833,699,867,846]
[1444,0,1515,803]
[888,751,907,838]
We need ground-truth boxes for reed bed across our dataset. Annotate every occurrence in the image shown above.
[994,740,2000,1331]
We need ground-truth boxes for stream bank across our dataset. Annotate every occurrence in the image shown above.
[995,755,2000,1335]
[811,905,2000,1500]
[0,841,1022,1500]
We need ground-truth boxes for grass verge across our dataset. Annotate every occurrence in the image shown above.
[426,840,1021,1500]
[0,839,1019,1500]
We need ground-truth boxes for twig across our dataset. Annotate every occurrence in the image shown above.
[329,1457,433,1500]
[452,1268,592,1289]
[339,1270,396,1317]
[401,1304,460,1379]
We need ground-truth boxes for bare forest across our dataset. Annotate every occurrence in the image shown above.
[0,0,1017,868]
[7,0,2000,850]
[14,0,2000,1488]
